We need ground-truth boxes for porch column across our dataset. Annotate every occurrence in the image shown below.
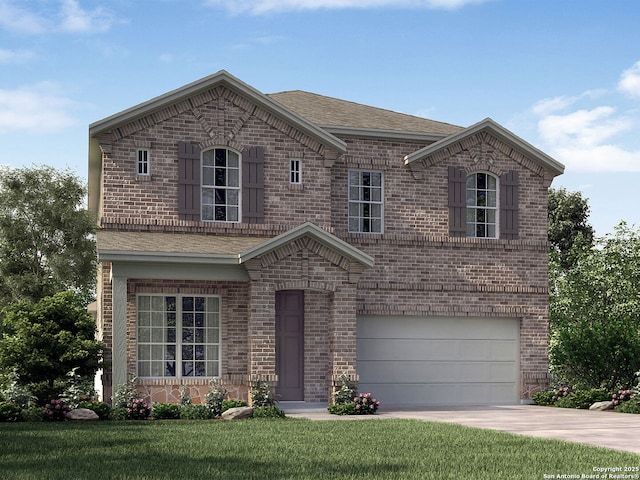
[246,275,277,381]
[329,283,358,378]
[111,275,128,390]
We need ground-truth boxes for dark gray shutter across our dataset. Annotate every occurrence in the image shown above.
[448,166,467,237]
[178,141,201,221]
[500,170,519,239]
[242,146,265,224]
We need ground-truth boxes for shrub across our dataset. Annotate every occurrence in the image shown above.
[0,401,21,421]
[205,378,228,417]
[532,390,556,406]
[1,371,37,409]
[43,399,70,421]
[179,386,192,406]
[252,405,285,419]
[555,388,610,409]
[222,399,248,412]
[327,402,356,415]
[332,373,357,405]
[108,407,128,421]
[112,377,141,409]
[250,380,275,407]
[353,393,380,415]
[180,404,214,420]
[78,401,111,420]
[20,406,44,422]
[612,389,635,406]
[60,367,95,409]
[615,397,640,414]
[551,386,572,403]
[151,402,181,420]
[125,398,151,420]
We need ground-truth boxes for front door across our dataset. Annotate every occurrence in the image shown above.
[275,290,304,401]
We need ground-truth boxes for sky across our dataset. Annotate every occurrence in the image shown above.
[1,0,639,237]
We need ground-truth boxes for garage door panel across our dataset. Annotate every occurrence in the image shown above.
[357,316,519,406]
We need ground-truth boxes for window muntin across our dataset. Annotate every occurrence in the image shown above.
[348,170,383,233]
[137,295,220,378]
[290,159,301,184]
[137,149,149,175]
[466,172,497,238]
[202,148,240,222]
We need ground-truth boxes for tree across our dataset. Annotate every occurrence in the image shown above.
[0,166,96,307]
[0,291,103,402]
[549,223,640,391]
[548,187,594,269]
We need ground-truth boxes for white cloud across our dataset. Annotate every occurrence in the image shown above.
[0,83,77,134]
[0,0,117,35]
[204,0,491,14]
[618,61,640,98]
[0,48,36,64]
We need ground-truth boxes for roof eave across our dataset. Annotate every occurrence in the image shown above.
[323,125,449,142]
[404,117,565,176]
[97,250,241,265]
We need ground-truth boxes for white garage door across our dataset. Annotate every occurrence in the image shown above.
[357,316,519,406]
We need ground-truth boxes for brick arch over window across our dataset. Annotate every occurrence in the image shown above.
[448,166,519,239]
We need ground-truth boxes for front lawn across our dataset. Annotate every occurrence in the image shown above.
[1,418,637,479]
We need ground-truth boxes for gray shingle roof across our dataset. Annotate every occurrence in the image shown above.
[267,90,463,136]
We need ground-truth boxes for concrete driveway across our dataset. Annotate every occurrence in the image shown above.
[284,404,640,454]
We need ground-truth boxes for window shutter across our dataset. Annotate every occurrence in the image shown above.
[500,170,519,239]
[448,166,467,237]
[178,141,201,221]
[242,146,265,224]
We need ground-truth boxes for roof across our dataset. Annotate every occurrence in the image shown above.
[96,223,374,268]
[268,90,463,140]
[404,117,565,177]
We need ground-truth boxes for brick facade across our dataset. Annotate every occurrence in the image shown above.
[92,72,560,406]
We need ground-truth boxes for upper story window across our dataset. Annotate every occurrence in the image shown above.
[201,148,240,222]
[348,170,383,233]
[137,149,150,176]
[466,172,497,238]
[290,159,301,184]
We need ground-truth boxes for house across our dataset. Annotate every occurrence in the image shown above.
[88,70,564,406]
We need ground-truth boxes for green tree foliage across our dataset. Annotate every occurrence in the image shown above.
[548,187,594,269]
[0,291,103,402]
[549,223,640,391]
[0,166,96,307]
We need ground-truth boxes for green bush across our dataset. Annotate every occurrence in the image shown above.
[555,388,610,409]
[205,378,227,417]
[252,405,285,419]
[222,399,248,412]
[151,402,181,420]
[20,406,44,422]
[43,399,70,421]
[0,401,21,421]
[532,391,556,406]
[332,373,357,405]
[327,402,356,415]
[78,401,111,420]
[250,380,275,407]
[615,397,640,414]
[180,404,214,420]
[108,407,128,421]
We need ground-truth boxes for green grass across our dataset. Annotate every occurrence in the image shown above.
[1,418,638,479]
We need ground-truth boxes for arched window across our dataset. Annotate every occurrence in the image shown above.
[466,172,498,238]
[201,148,240,222]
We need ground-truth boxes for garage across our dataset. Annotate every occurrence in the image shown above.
[357,316,520,406]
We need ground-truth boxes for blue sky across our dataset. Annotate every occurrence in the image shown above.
[1,0,639,236]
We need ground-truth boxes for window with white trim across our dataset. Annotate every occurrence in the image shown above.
[290,159,301,184]
[348,170,383,233]
[202,148,240,222]
[137,295,220,378]
[466,172,498,238]
[136,149,150,176]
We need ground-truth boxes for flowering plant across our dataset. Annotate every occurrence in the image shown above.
[125,398,151,420]
[551,386,572,403]
[44,399,71,421]
[353,393,380,415]
[612,389,635,406]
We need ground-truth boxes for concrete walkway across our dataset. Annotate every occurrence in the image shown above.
[284,404,640,454]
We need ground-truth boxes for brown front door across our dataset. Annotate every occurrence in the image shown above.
[275,290,304,401]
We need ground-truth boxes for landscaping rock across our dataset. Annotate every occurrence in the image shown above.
[221,406,254,420]
[65,408,99,421]
[589,401,614,411]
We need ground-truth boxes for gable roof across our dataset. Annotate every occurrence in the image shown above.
[404,117,565,176]
[268,90,463,141]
